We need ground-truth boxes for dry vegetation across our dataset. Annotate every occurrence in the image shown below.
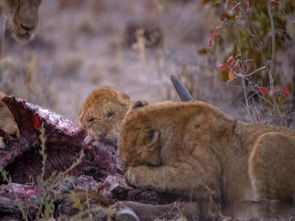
[1,0,212,122]
[1,0,294,125]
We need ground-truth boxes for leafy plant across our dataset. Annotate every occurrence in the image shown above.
[199,0,295,125]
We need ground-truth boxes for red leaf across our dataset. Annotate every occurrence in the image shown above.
[234,5,240,14]
[226,55,235,67]
[226,0,234,7]
[259,87,268,96]
[208,24,223,47]
[208,29,219,47]
[269,0,278,9]
[228,71,236,80]
[217,63,228,71]
[208,34,215,47]
[280,86,290,97]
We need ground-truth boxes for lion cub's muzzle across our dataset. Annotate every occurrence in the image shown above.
[83,133,118,147]
[8,18,38,41]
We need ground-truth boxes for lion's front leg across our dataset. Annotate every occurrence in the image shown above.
[126,165,218,196]
[126,165,181,192]
[126,165,222,218]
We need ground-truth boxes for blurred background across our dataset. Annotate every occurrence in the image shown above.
[1,0,295,125]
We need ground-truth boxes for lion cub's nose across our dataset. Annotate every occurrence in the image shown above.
[20,23,34,32]
[99,131,107,139]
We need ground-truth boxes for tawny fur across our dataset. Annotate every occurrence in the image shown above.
[119,101,295,207]
[79,87,132,145]
[0,92,19,148]
[0,0,41,41]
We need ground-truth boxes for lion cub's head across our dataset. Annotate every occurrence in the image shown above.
[119,101,171,171]
[119,101,235,171]
[79,87,132,145]
[1,0,41,41]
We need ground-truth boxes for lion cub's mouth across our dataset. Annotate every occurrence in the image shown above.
[83,134,118,147]
[7,21,36,41]
[101,137,118,147]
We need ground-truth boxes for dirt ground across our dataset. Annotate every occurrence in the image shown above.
[1,0,294,125]
[1,0,229,122]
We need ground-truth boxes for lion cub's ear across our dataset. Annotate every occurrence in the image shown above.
[143,128,160,152]
[133,100,149,109]
[118,92,131,104]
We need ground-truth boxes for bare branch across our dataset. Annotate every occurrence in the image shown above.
[267,2,276,90]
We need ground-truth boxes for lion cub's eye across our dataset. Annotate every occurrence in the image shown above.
[87,118,96,123]
[107,111,115,119]
[148,129,155,141]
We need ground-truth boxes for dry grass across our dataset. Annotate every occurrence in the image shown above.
[1,0,211,122]
[0,57,57,109]
[1,0,292,125]
[55,52,84,78]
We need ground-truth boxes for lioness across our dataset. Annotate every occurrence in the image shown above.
[119,100,295,209]
[0,92,19,148]
[0,0,41,41]
[79,87,135,145]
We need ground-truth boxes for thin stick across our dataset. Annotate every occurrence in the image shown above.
[234,65,267,78]
[241,75,251,120]
[267,2,276,90]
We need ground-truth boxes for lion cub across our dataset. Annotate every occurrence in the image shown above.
[0,92,19,148]
[79,87,134,145]
[119,101,295,208]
